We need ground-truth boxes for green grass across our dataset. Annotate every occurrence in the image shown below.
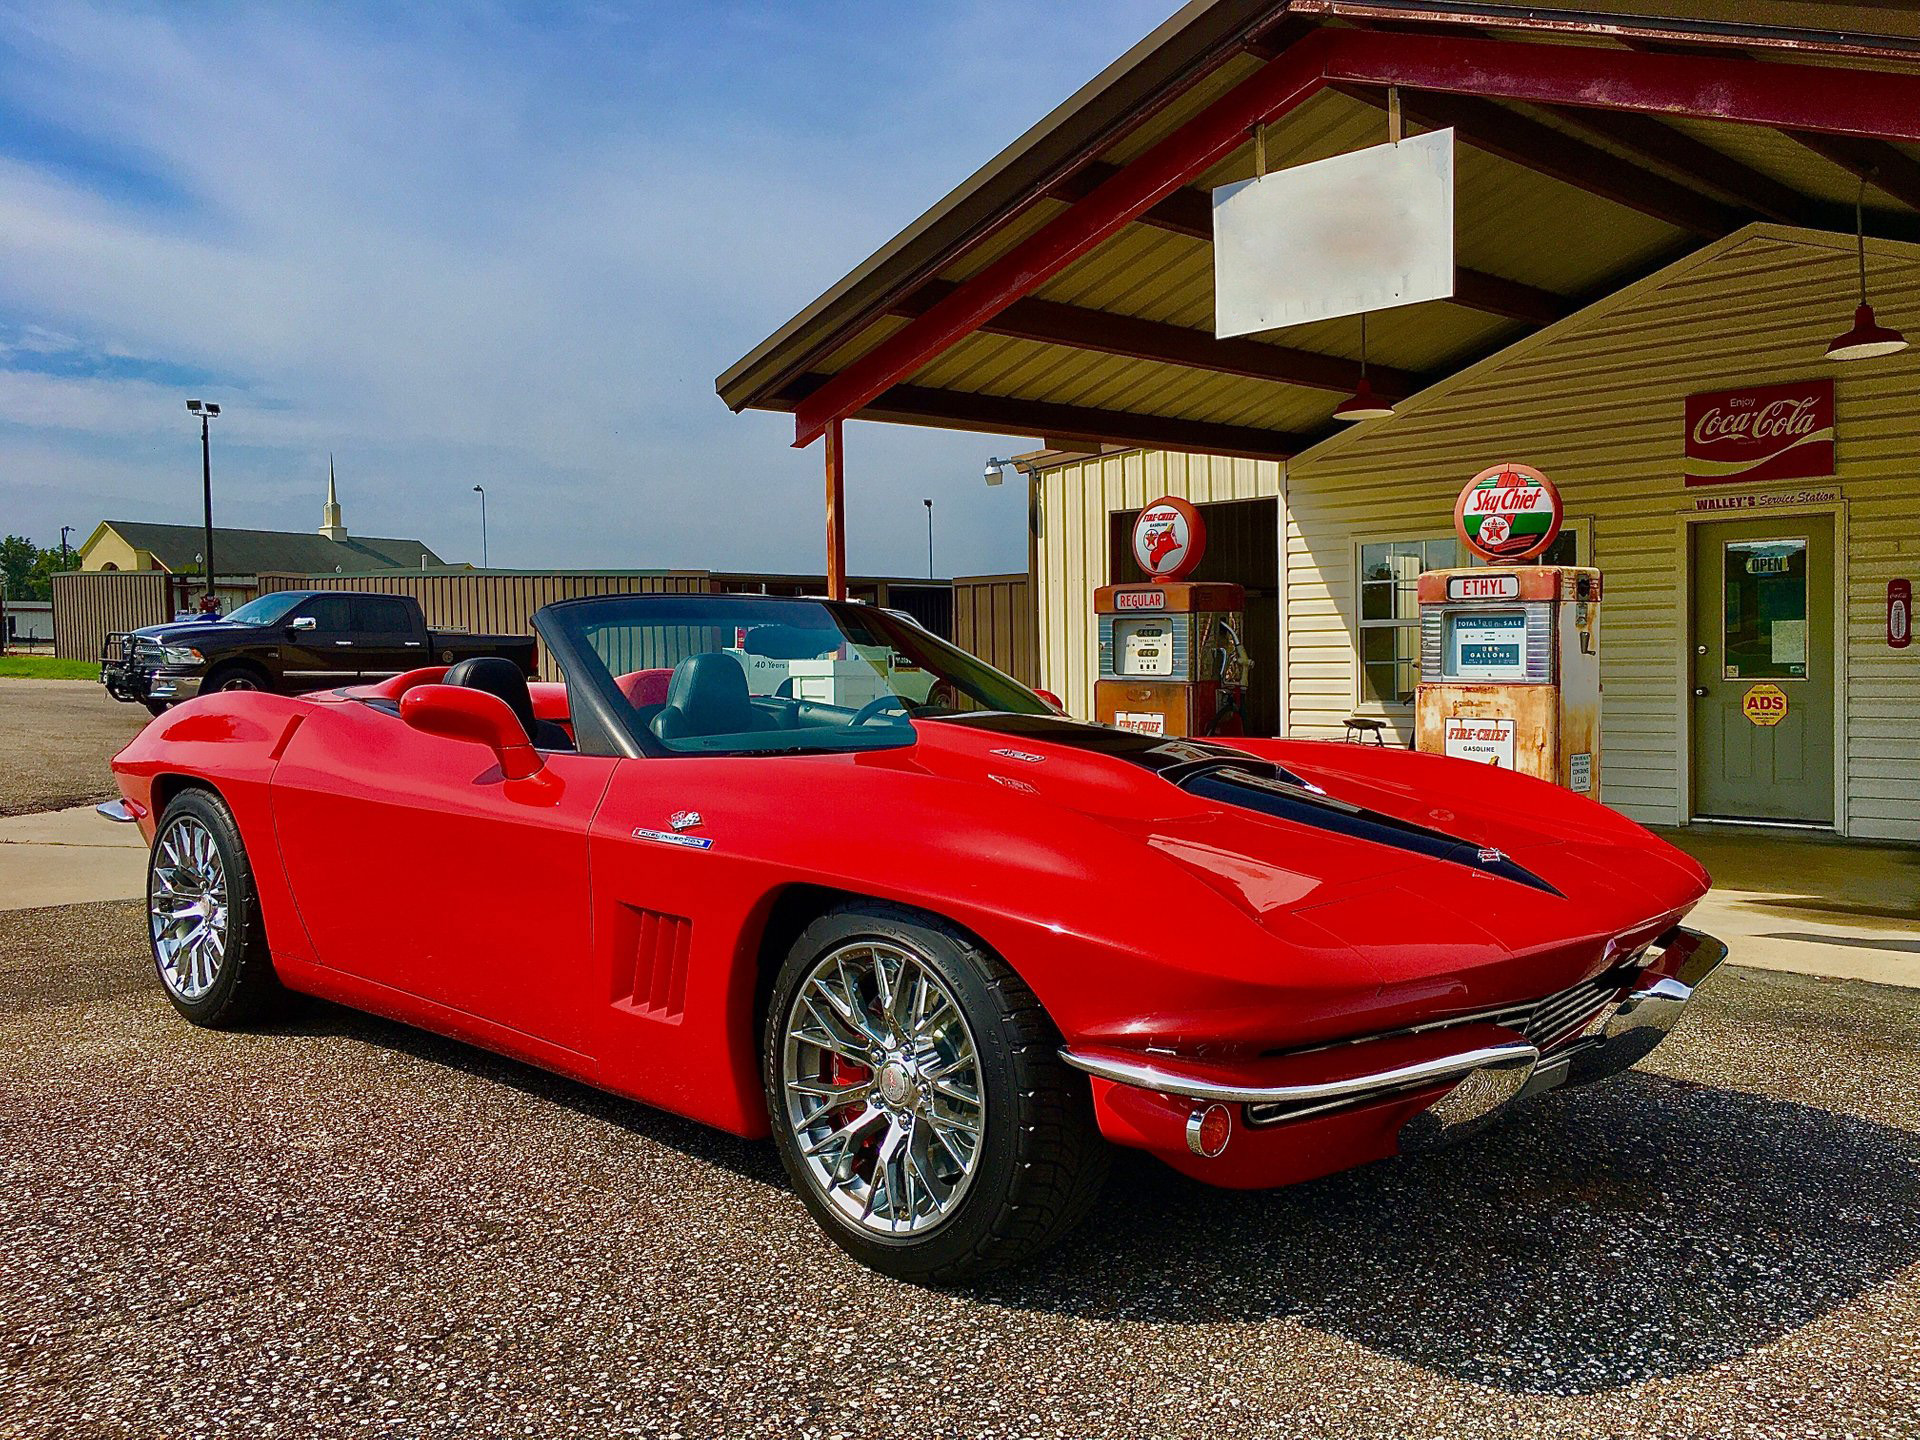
[0,656,98,680]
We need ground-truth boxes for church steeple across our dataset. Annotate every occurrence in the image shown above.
[319,455,347,541]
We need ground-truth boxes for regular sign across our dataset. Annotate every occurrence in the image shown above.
[1684,380,1835,488]
[1131,496,1207,581]
[1454,463,1563,562]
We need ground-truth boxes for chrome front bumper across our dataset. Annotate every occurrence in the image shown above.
[1061,926,1729,1149]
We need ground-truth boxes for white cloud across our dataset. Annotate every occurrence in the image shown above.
[0,1,1171,571]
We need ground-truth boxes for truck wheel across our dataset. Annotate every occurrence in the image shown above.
[764,902,1108,1284]
[143,699,170,717]
[202,663,267,694]
[146,789,280,1028]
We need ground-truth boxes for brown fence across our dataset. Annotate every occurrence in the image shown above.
[258,571,710,679]
[953,574,1035,686]
[52,572,257,662]
[54,565,1034,688]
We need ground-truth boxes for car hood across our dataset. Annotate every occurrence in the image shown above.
[904,713,1709,1021]
[129,620,261,645]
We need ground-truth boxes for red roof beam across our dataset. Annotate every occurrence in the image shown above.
[792,28,1338,448]
[1318,29,1920,143]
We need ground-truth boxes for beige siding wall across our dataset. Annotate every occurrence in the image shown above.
[1282,228,1920,841]
[1035,450,1282,716]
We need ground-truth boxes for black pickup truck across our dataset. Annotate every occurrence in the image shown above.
[101,590,538,714]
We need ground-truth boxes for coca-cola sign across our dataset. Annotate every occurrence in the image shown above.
[1684,380,1835,488]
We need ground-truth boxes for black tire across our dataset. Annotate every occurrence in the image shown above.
[146,788,280,1028]
[763,901,1108,1283]
[201,663,269,695]
[142,699,170,717]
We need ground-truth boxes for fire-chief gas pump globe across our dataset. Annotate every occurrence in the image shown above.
[1131,497,1207,581]
[1455,463,1564,563]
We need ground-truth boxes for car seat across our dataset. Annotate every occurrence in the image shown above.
[651,653,770,741]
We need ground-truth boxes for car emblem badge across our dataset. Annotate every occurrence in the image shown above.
[989,748,1045,764]
[632,827,712,850]
[1478,846,1505,864]
[669,810,702,831]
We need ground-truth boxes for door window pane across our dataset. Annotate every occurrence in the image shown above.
[1723,538,1808,680]
[298,595,353,632]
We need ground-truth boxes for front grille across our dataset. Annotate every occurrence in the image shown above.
[1510,969,1632,1048]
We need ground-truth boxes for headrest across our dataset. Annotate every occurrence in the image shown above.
[664,652,753,733]
[442,655,535,739]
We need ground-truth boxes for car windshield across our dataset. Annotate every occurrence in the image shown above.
[540,594,1049,757]
[221,593,305,627]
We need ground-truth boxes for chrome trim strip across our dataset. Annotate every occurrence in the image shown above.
[1059,1040,1541,1107]
[96,799,136,823]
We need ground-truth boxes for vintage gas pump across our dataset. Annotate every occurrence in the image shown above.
[1094,496,1248,738]
[1415,463,1602,796]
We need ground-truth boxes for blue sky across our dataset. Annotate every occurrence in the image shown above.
[0,2,1172,575]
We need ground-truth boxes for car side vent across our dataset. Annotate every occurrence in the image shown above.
[612,905,693,1022]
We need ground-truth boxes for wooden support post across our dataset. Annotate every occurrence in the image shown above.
[824,417,847,601]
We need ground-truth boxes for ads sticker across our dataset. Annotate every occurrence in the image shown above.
[1115,711,1167,736]
[1454,463,1563,563]
[1131,497,1207,581]
[1442,717,1516,767]
[1741,683,1789,727]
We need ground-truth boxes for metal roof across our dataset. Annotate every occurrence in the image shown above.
[719,1,1920,465]
[94,520,444,575]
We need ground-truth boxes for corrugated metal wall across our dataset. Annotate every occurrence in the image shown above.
[1034,452,1282,717]
[1281,227,1920,842]
[52,572,256,661]
[952,574,1035,685]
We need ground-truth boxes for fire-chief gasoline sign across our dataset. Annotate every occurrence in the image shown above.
[1742,683,1789,727]
[1454,463,1564,562]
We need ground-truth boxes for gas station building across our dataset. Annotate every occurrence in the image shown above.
[721,2,1920,845]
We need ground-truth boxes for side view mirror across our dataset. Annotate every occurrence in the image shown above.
[288,616,318,633]
[1034,687,1066,715]
[399,684,543,779]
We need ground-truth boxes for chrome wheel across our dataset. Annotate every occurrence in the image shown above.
[149,816,230,1002]
[780,940,985,1237]
[217,674,260,692]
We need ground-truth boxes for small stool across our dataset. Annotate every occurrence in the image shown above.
[1342,715,1388,746]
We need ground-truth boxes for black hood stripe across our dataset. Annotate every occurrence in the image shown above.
[934,713,1561,897]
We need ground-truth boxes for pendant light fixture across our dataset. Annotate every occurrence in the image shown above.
[1333,313,1395,422]
[1826,172,1908,361]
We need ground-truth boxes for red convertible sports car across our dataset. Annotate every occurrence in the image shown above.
[104,592,1724,1281]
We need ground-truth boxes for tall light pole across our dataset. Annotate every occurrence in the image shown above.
[59,526,73,567]
[472,485,489,568]
[922,498,934,579]
[185,399,221,606]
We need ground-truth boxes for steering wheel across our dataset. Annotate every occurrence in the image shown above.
[849,694,913,726]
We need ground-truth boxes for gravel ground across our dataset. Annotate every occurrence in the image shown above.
[0,680,146,817]
[2,901,1916,1439]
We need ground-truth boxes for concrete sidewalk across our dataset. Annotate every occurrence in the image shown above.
[0,803,146,912]
[1656,826,1919,989]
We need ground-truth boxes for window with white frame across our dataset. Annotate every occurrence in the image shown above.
[1358,535,1462,709]
[1356,521,1589,709]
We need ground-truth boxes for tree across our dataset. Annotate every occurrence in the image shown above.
[0,535,36,601]
[0,536,78,601]
[29,543,78,600]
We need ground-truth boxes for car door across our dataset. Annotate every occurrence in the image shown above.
[269,701,615,1063]
[352,594,427,679]
[282,593,360,688]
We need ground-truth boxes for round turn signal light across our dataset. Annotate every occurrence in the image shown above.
[1185,1102,1233,1158]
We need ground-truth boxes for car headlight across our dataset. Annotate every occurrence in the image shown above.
[158,644,204,666]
